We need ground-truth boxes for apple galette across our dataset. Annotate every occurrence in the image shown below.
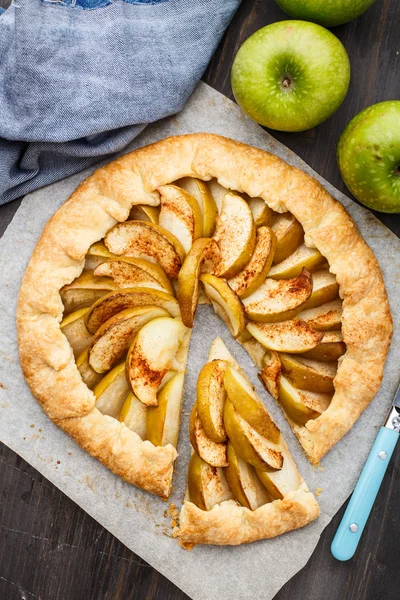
[17,134,392,543]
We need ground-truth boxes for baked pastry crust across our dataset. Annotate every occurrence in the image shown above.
[17,133,392,501]
[179,486,319,546]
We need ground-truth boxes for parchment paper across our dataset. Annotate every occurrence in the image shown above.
[0,82,399,600]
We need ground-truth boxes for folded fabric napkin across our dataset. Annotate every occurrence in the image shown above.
[0,0,240,204]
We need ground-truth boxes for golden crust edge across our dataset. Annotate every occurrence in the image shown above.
[178,486,320,546]
[16,133,393,494]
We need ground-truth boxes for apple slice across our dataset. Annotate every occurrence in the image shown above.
[200,273,246,338]
[271,213,304,264]
[302,269,339,310]
[119,392,147,439]
[224,365,280,443]
[60,271,118,315]
[187,452,232,511]
[243,268,313,322]
[207,179,231,212]
[190,403,228,467]
[158,185,203,252]
[85,287,180,334]
[247,197,276,227]
[76,348,103,390]
[177,238,220,328]
[280,353,337,393]
[213,193,256,278]
[94,257,174,295]
[224,398,283,472]
[228,226,277,298]
[146,372,185,447]
[297,299,343,331]
[88,305,169,373]
[299,331,346,362]
[268,244,325,279]
[129,204,160,223]
[247,319,323,353]
[104,220,185,279]
[94,363,130,418]
[196,360,228,443]
[176,177,218,237]
[126,316,187,407]
[256,445,303,500]
[85,242,119,271]
[258,350,282,400]
[225,442,271,509]
[60,308,92,358]
[278,376,332,426]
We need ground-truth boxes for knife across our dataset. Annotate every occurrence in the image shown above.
[331,382,400,561]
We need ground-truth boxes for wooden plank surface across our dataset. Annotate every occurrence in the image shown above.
[0,0,399,598]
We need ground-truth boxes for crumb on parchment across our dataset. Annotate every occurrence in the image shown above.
[315,487,323,497]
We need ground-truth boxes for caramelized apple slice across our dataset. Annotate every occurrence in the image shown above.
[190,403,228,467]
[177,238,220,327]
[105,220,185,279]
[302,269,339,310]
[297,299,343,331]
[258,350,282,400]
[278,376,332,426]
[299,331,345,362]
[94,257,174,294]
[146,372,185,447]
[126,316,187,407]
[85,242,119,271]
[256,445,303,500]
[247,319,323,353]
[200,273,246,338]
[228,226,277,298]
[119,392,147,439]
[129,204,160,223]
[243,268,312,322]
[158,185,203,252]
[88,305,169,373]
[213,193,256,278]
[176,177,218,237]
[224,398,283,472]
[60,308,92,358]
[60,271,118,315]
[196,360,228,443]
[76,348,103,390]
[187,452,232,511]
[280,354,337,393]
[224,365,280,442]
[94,363,130,418]
[268,244,325,279]
[247,197,276,227]
[225,442,271,509]
[271,213,304,265]
[85,287,180,334]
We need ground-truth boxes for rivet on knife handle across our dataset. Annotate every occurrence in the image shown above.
[331,424,398,561]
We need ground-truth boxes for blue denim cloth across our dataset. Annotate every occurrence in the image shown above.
[0,0,240,204]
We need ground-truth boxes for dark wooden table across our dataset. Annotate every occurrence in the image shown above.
[1,1,399,599]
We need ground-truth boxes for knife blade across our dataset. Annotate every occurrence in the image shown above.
[331,381,400,561]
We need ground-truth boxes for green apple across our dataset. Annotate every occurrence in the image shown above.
[337,101,400,213]
[231,21,350,132]
[274,0,376,27]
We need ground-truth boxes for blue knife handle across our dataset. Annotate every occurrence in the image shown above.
[331,426,398,561]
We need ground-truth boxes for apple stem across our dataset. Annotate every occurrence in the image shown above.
[282,77,291,89]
